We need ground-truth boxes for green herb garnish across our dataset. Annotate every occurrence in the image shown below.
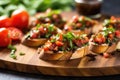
[63,32,75,40]
[36,24,41,29]
[103,19,110,26]
[48,24,54,32]
[47,10,61,17]
[8,44,17,60]
[45,33,51,38]
[19,52,25,56]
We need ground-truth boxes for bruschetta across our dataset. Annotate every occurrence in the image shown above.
[90,27,120,54]
[36,9,66,29]
[39,32,89,60]
[103,16,120,30]
[64,16,97,35]
[22,23,62,47]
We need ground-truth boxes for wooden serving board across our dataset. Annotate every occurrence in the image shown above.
[0,12,120,77]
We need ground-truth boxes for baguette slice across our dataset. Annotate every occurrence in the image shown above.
[39,49,71,60]
[22,38,47,47]
[106,42,119,53]
[90,42,109,54]
[22,28,62,47]
[70,46,89,59]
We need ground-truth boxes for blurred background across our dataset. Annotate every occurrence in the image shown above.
[0,0,75,16]
[0,0,120,17]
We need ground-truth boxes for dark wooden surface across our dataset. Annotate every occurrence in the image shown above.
[0,0,120,80]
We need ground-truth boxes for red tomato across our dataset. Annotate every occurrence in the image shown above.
[115,30,120,38]
[72,15,79,23]
[7,27,23,41]
[11,10,29,30]
[44,47,49,51]
[94,37,103,44]
[101,37,106,43]
[103,52,110,58]
[0,28,11,47]
[0,16,12,28]
[108,33,114,40]
[30,33,38,39]
[58,34,63,41]
[55,41,64,46]
[64,25,72,31]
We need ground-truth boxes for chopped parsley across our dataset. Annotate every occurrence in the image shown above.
[19,52,25,56]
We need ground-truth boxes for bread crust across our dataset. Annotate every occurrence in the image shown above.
[39,46,89,61]
[90,42,109,54]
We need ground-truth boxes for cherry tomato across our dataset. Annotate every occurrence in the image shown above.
[55,41,64,46]
[11,10,29,30]
[0,16,12,28]
[0,28,11,47]
[7,27,23,41]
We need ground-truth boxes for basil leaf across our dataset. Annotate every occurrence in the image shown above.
[48,24,54,32]
[64,32,75,40]
[69,40,73,49]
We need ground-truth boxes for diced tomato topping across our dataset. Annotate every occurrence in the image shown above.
[101,37,106,43]
[74,39,82,47]
[38,26,44,32]
[76,23,82,28]
[55,41,64,46]
[110,16,116,23]
[94,37,103,44]
[30,33,38,39]
[108,33,114,40]
[84,37,89,43]
[103,52,110,58]
[64,25,72,31]
[115,30,120,38]
[44,47,49,51]
[72,15,78,23]
[58,34,63,41]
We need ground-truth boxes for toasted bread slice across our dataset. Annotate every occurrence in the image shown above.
[39,49,70,60]
[106,42,119,53]
[22,38,47,47]
[70,46,89,59]
[90,42,109,54]
[22,28,62,47]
